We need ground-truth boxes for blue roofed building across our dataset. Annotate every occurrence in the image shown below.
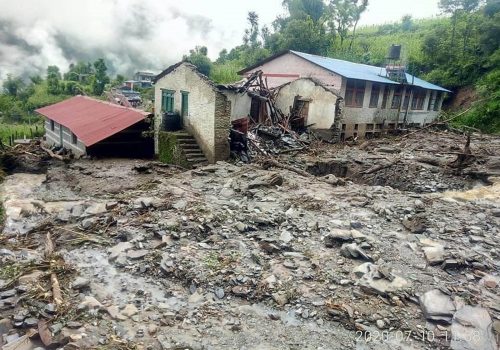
[239,50,450,139]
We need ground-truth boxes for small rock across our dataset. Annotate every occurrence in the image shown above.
[272,292,288,306]
[108,242,133,261]
[148,324,158,335]
[126,249,149,260]
[214,288,225,299]
[71,277,90,290]
[121,304,139,317]
[419,289,455,324]
[376,320,386,329]
[78,296,102,311]
[423,246,445,265]
[106,305,127,321]
[44,303,56,314]
[81,218,96,230]
[340,243,372,261]
[324,229,352,247]
[23,317,38,327]
[66,321,83,329]
[235,222,248,233]
[451,305,497,350]
[232,286,250,297]
[279,230,293,243]
[0,289,16,299]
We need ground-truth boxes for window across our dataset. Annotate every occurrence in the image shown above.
[161,89,175,113]
[71,132,77,145]
[181,91,189,117]
[345,79,365,107]
[366,123,374,131]
[376,123,383,129]
[402,89,411,109]
[433,92,442,111]
[342,124,346,130]
[411,88,426,110]
[381,85,390,109]
[369,84,381,108]
[391,86,403,109]
[354,124,359,130]
[428,91,436,111]
[50,120,55,131]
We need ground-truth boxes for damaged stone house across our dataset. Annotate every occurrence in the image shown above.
[36,95,153,158]
[153,62,251,164]
[238,50,450,139]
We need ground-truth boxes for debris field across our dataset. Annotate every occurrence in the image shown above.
[1,129,499,350]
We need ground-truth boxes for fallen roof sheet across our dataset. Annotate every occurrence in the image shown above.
[36,95,150,147]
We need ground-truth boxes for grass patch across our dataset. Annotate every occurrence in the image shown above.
[158,131,190,167]
[0,123,44,144]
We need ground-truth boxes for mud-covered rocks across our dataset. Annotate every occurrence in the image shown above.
[419,289,456,324]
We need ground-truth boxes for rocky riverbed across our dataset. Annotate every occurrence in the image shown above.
[1,131,499,350]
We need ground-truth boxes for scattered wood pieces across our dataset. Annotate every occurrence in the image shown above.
[51,273,63,306]
[262,158,312,177]
[40,144,64,160]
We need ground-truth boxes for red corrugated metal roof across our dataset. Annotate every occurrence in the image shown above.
[36,95,150,147]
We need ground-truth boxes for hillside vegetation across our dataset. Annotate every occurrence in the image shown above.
[197,0,499,133]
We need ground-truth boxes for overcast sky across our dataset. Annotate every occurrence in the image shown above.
[0,0,441,82]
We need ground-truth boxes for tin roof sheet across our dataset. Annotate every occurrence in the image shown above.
[36,95,150,147]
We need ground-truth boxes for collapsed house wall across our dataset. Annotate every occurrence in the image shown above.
[274,78,339,129]
[154,62,230,163]
[44,118,86,157]
[240,51,447,140]
[224,90,252,121]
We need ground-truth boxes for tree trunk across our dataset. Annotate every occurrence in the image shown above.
[349,19,359,51]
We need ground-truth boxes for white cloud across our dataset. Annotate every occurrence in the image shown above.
[0,0,440,82]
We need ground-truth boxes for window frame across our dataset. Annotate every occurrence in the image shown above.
[369,84,381,108]
[402,89,411,109]
[381,85,390,109]
[50,120,55,131]
[71,132,77,145]
[411,88,426,110]
[181,91,189,117]
[428,91,436,111]
[161,89,175,113]
[391,86,403,109]
[433,92,442,111]
[345,79,366,108]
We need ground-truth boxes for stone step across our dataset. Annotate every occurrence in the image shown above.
[178,139,197,144]
[180,144,201,150]
[185,152,204,158]
[187,156,207,163]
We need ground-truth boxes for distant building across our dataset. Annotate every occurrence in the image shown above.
[36,96,153,158]
[134,71,156,88]
[239,50,450,139]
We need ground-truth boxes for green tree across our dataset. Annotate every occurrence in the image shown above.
[2,75,25,97]
[348,0,369,51]
[47,65,61,95]
[183,46,213,76]
[91,58,109,96]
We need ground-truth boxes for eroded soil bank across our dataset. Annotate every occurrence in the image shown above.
[1,131,499,350]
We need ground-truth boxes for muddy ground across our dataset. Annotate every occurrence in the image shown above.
[1,130,499,350]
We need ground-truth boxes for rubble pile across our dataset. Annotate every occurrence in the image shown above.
[1,131,499,349]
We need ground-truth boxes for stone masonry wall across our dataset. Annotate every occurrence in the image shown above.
[213,93,231,162]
